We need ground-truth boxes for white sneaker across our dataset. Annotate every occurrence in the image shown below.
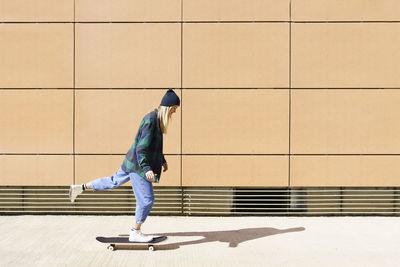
[69,185,83,203]
[129,229,153,243]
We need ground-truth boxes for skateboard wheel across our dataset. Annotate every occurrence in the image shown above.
[148,246,155,251]
[107,245,115,251]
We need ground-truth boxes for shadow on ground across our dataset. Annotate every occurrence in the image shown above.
[119,226,305,250]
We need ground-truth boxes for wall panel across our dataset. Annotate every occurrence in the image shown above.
[292,23,400,88]
[292,0,400,21]
[0,90,73,153]
[75,0,181,22]
[183,0,289,21]
[0,155,73,186]
[291,155,400,186]
[291,89,400,154]
[0,24,73,88]
[0,0,73,21]
[182,89,289,154]
[182,156,288,187]
[75,23,181,88]
[183,23,289,88]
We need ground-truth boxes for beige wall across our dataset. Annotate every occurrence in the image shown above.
[1,0,400,187]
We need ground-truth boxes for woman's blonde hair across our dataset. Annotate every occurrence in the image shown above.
[157,105,176,134]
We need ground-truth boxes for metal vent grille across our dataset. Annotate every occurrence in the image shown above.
[184,187,400,216]
[0,186,399,216]
[0,186,182,215]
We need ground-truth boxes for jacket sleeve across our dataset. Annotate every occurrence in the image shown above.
[162,154,166,164]
[135,119,155,174]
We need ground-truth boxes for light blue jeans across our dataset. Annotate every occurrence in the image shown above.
[89,167,154,224]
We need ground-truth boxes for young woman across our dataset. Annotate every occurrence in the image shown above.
[69,89,180,242]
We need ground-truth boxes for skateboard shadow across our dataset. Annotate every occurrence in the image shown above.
[122,226,305,251]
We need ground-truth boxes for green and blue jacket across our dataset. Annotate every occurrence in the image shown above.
[121,108,166,183]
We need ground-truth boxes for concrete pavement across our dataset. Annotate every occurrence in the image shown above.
[0,215,399,267]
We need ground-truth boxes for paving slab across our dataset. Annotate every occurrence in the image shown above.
[0,215,399,267]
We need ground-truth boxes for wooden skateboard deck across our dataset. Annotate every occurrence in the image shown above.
[96,236,167,251]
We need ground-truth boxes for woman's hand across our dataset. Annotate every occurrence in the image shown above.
[145,170,156,182]
[162,162,168,172]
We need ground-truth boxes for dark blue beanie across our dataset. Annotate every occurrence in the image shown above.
[160,89,180,106]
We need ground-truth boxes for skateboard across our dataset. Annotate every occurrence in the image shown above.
[96,236,167,251]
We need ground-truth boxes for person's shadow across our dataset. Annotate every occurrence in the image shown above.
[120,226,305,250]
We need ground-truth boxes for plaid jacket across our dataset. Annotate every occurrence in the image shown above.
[121,108,166,183]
